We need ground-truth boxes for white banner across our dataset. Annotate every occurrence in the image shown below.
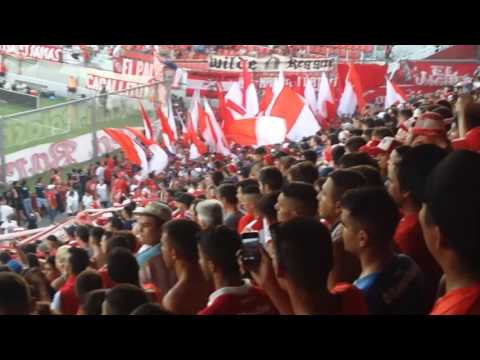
[4,130,119,182]
[208,55,335,72]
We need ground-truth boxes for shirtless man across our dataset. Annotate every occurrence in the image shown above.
[160,219,211,314]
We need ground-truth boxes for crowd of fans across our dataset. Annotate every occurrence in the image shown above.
[1,83,480,315]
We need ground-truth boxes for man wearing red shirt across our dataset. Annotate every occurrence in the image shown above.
[51,247,90,315]
[387,144,447,308]
[420,151,480,315]
[452,102,480,152]
[172,193,194,220]
[237,185,262,234]
[270,217,368,315]
[197,226,277,315]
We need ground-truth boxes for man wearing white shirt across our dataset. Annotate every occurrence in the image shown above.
[95,163,105,184]
[82,193,94,210]
[96,180,109,208]
[66,189,80,216]
[0,198,14,226]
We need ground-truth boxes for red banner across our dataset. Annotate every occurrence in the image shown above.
[0,45,63,63]
[391,61,480,87]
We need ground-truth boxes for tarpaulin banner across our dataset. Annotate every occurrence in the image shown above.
[2,130,119,182]
[208,55,335,72]
[0,45,63,63]
[391,61,480,87]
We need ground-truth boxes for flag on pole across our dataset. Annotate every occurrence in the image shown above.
[241,59,259,117]
[385,78,407,109]
[337,63,366,116]
[304,77,317,114]
[223,116,287,146]
[204,99,231,156]
[316,72,336,128]
[138,101,155,141]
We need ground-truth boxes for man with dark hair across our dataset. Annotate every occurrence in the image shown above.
[338,152,379,170]
[271,217,368,315]
[420,151,480,314]
[102,284,149,315]
[258,166,283,194]
[75,225,91,254]
[236,178,259,204]
[345,136,368,154]
[275,182,318,223]
[161,219,210,314]
[388,144,447,307]
[237,185,262,233]
[287,161,318,184]
[278,156,296,177]
[51,247,90,315]
[134,202,176,296]
[349,165,384,187]
[340,187,427,314]
[332,145,346,168]
[46,235,61,256]
[0,272,32,315]
[216,184,243,232]
[75,270,103,315]
[83,289,107,315]
[197,226,277,315]
[318,170,366,289]
[302,150,318,164]
[210,171,225,187]
[173,193,195,220]
[131,303,173,315]
[107,248,140,286]
[0,251,23,273]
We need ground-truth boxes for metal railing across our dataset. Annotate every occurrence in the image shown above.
[0,81,168,184]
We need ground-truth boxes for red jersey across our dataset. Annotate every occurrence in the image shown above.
[198,281,278,315]
[99,266,116,289]
[59,275,79,315]
[331,283,369,315]
[394,213,442,305]
[452,127,480,152]
[237,214,260,234]
[112,178,128,195]
[431,283,480,315]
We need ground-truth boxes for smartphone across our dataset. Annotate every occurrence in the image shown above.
[241,232,260,266]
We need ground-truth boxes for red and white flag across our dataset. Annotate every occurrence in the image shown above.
[204,99,231,156]
[268,86,320,141]
[241,59,259,117]
[138,101,155,141]
[337,63,366,117]
[316,72,336,127]
[186,113,208,159]
[304,77,317,114]
[104,128,149,178]
[264,70,285,116]
[385,78,407,109]
[124,127,168,175]
[225,82,247,119]
[155,105,175,154]
[223,116,287,147]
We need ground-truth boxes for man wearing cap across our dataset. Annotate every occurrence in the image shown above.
[134,202,176,297]
[363,137,401,179]
[173,193,194,220]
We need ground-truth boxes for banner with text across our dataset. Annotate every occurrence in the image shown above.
[0,45,63,63]
[2,131,119,182]
[391,61,480,87]
[208,55,335,73]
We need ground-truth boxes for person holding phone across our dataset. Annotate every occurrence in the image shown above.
[197,226,277,315]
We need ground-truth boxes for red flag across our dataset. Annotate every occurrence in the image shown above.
[155,105,175,144]
[104,128,141,165]
[186,113,208,155]
[138,101,154,141]
[258,86,273,115]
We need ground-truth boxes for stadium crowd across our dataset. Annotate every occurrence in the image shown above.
[1,84,480,315]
